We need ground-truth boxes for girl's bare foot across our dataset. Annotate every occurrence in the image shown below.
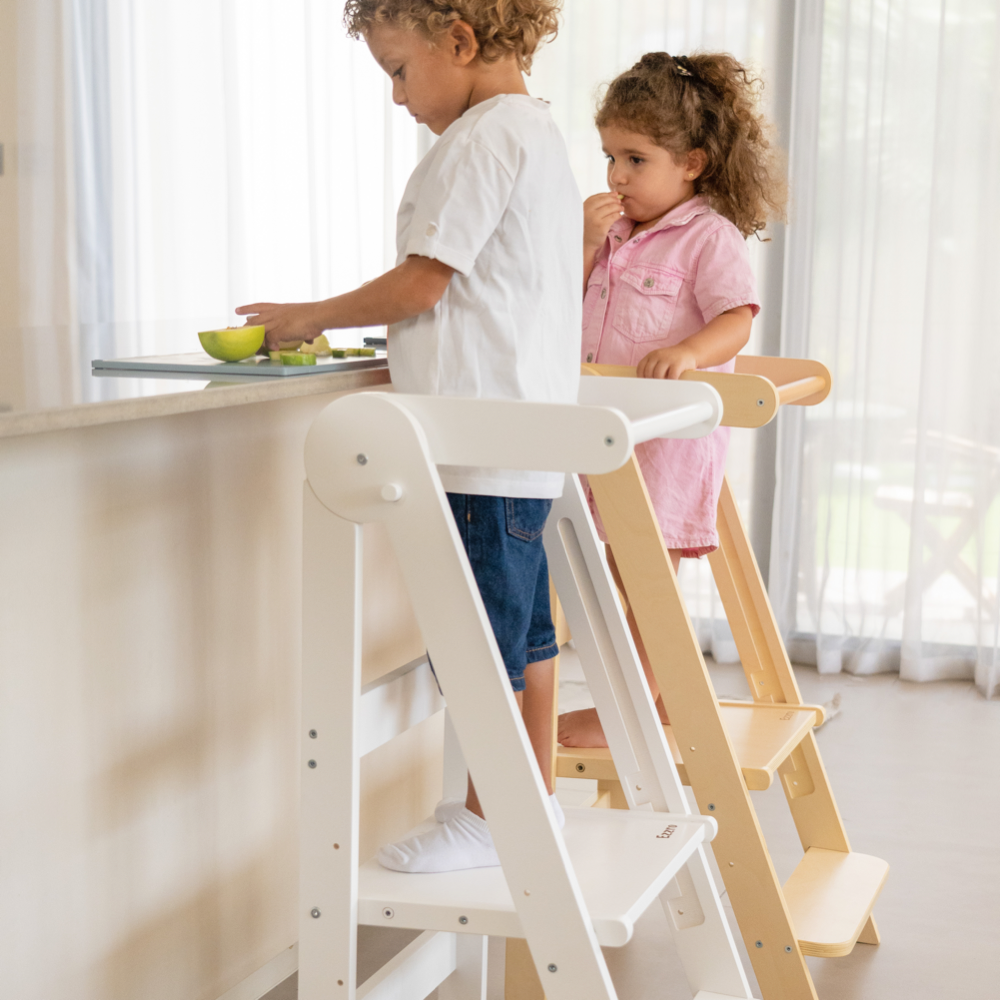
[558,701,671,748]
[557,708,609,748]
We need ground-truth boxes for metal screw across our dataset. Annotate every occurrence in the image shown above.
[755,941,763,949]
[383,907,394,919]
[311,908,321,918]
[547,964,558,973]
[785,945,793,953]
[356,453,368,465]
[333,843,340,850]
[690,746,696,751]
[308,729,317,739]
[575,763,586,773]
[337,980,343,986]
[308,760,317,769]
[524,890,531,896]
[729,861,735,867]
[604,436,615,446]
[459,916,468,925]
[708,803,716,811]
[757,398,765,407]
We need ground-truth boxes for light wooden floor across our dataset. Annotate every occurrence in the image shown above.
[265,652,1000,1000]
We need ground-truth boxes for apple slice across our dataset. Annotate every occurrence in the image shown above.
[299,334,332,357]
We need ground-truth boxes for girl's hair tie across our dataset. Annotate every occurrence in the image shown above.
[672,54,697,79]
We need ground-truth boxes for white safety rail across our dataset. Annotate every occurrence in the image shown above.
[300,378,757,1000]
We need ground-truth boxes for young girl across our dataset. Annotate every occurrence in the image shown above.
[558,51,786,748]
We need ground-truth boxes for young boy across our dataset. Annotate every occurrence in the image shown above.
[237,0,579,873]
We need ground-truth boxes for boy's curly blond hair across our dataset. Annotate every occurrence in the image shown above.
[597,52,787,238]
[343,0,561,72]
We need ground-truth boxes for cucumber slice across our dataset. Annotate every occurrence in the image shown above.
[331,348,348,358]
[358,347,376,357]
[280,352,317,366]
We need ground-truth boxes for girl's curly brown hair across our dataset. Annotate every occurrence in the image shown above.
[596,52,786,238]
[343,0,561,73]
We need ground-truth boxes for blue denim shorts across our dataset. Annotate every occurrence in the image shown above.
[447,493,558,692]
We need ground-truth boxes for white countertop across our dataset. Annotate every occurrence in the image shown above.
[0,321,390,438]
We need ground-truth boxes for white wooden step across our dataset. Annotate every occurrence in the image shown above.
[358,807,713,948]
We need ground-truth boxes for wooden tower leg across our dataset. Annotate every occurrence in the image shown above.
[709,477,884,952]
[506,939,546,1000]
[590,458,819,1000]
[709,481,860,849]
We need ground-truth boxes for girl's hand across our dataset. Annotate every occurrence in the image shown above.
[235,302,323,351]
[637,344,699,380]
[584,192,624,254]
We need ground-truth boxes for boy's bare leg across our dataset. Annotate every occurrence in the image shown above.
[466,656,556,818]
[381,658,562,871]
[557,545,680,748]
[521,657,557,794]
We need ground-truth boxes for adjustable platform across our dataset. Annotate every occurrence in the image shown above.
[300,378,759,999]
[359,807,714,947]
[547,358,888,1000]
[560,701,825,791]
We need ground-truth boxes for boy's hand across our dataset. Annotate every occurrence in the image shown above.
[584,192,624,256]
[637,344,699,380]
[235,302,323,351]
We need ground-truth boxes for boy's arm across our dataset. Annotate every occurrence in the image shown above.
[236,255,455,351]
[636,305,753,380]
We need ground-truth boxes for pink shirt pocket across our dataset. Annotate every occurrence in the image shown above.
[612,264,685,343]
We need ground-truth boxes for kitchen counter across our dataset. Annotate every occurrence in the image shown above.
[0,319,438,1000]
[0,320,390,438]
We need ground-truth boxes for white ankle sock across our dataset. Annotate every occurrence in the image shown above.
[434,796,465,822]
[433,794,566,828]
[378,808,500,873]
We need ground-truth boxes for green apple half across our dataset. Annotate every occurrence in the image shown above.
[198,325,266,362]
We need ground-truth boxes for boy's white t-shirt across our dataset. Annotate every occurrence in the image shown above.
[388,93,582,499]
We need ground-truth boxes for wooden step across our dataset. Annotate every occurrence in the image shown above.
[557,701,823,791]
[784,848,889,958]
[359,807,712,948]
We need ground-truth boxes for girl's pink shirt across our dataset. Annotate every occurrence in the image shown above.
[582,196,759,554]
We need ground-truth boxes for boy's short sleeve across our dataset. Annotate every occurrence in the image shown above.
[402,137,515,277]
[693,223,760,324]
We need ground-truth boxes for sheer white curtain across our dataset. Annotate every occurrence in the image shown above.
[771,0,1000,696]
[20,0,422,360]
[532,0,789,667]
[34,1,995,694]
